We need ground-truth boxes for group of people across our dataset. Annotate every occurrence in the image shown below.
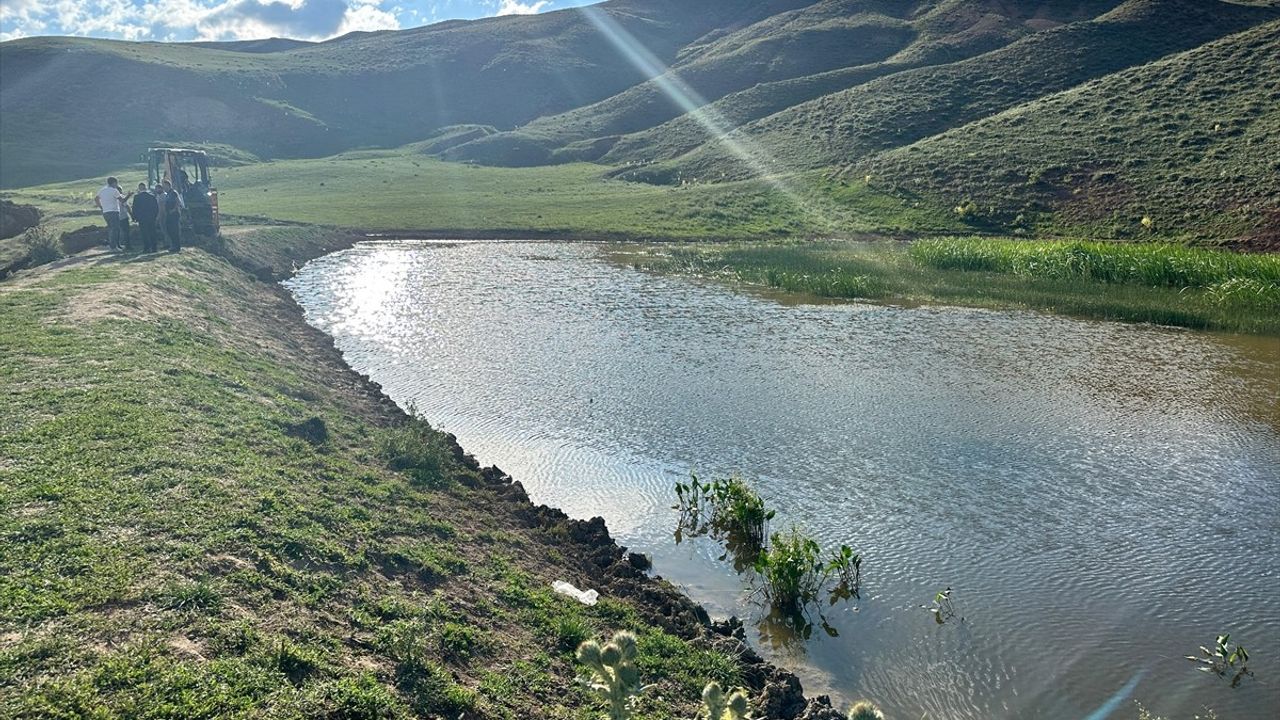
[94,176,186,254]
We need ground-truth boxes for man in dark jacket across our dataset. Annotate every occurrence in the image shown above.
[158,179,185,253]
[131,182,160,253]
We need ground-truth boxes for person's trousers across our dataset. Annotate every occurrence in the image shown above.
[138,219,158,253]
[164,212,181,252]
[117,216,132,250]
[103,212,121,248]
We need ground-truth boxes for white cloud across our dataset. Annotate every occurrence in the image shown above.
[0,0,401,42]
[494,0,549,16]
[335,2,399,33]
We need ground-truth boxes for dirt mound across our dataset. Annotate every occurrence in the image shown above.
[0,200,40,240]
[59,225,107,254]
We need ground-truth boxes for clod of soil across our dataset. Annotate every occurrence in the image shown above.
[0,200,40,240]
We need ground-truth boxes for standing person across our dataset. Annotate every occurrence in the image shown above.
[131,182,160,253]
[118,198,133,251]
[94,177,128,250]
[158,179,185,253]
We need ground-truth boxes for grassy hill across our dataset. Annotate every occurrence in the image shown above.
[596,0,1129,166]
[860,19,1280,244]
[444,0,920,165]
[0,0,806,187]
[449,0,1131,166]
[637,0,1280,184]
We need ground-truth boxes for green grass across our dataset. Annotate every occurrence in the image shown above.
[5,152,965,242]
[861,19,1280,244]
[633,237,1280,334]
[0,2,802,188]
[0,240,744,718]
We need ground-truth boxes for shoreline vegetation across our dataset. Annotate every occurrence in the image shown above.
[0,226,850,719]
[627,238,1280,335]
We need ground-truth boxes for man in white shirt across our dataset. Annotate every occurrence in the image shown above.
[94,177,130,250]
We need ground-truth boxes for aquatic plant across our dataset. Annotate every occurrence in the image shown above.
[826,544,862,591]
[699,681,751,720]
[847,700,885,720]
[576,631,649,720]
[1186,634,1252,687]
[1136,702,1219,720]
[753,527,826,610]
[674,474,774,557]
[677,477,863,611]
[924,587,957,624]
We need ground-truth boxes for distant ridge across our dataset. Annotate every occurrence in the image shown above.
[183,37,316,53]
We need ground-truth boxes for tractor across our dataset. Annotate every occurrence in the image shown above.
[146,148,220,236]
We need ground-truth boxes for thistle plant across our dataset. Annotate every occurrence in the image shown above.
[699,681,751,720]
[847,700,885,720]
[577,631,649,720]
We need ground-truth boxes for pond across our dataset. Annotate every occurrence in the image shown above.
[286,240,1280,719]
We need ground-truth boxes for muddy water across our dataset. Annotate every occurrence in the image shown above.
[286,240,1280,719]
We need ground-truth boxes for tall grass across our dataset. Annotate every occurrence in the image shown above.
[637,239,1280,334]
[909,237,1280,291]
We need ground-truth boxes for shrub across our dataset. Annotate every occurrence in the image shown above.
[23,224,63,267]
[378,417,454,488]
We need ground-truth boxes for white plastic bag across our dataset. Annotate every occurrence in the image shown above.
[552,580,599,605]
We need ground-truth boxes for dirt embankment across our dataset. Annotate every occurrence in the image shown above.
[210,226,849,718]
[0,199,40,240]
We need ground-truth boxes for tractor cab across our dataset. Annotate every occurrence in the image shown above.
[146,148,219,236]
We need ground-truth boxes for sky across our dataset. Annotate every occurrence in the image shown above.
[0,0,602,43]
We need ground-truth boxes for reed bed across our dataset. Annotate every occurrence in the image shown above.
[910,237,1280,291]
[637,238,1280,334]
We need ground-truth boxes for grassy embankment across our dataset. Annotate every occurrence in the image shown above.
[0,229,763,719]
[631,238,1280,335]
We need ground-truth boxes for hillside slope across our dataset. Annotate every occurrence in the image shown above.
[861,20,1280,243]
[445,0,920,165]
[641,0,1280,184]
[599,0,1130,166]
[448,0,1131,166]
[0,0,805,187]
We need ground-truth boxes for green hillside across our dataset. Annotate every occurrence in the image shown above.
[598,0,1129,165]
[860,19,1280,244]
[639,0,1280,184]
[444,0,920,165]
[449,0,1130,166]
[0,0,807,187]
